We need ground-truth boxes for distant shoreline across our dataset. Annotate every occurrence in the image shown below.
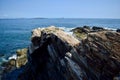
[0,18,120,20]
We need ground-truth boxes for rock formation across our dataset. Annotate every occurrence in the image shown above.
[2,26,120,80]
[1,59,16,74]
[16,48,28,68]
[1,48,28,78]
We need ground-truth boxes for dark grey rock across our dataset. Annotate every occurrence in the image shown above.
[116,29,120,32]
[92,26,104,31]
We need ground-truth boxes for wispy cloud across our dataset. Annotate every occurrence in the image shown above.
[0,14,8,18]
[3,14,8,17]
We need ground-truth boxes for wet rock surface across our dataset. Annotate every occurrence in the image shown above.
[2,26,120,80]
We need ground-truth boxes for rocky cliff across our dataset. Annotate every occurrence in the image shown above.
[2,26,120,80]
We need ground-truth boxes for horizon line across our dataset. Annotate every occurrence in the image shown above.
[0,17,120,19]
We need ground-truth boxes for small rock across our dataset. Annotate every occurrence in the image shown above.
[92,26,104,31]
[83,25,90,29]
[9,59,16,66]
[116,29,120,32]
[1,59,16,74]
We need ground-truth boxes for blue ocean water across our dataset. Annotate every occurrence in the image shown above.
[0,18,120,62]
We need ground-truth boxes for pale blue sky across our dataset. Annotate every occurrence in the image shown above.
[0,0,120,18]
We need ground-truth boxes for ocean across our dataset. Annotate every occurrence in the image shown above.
[0,18,120,63]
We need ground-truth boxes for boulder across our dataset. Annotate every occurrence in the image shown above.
[72,27,90,33]
[16,48,28,68]
[71,26,91,40]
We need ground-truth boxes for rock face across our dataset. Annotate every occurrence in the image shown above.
[2,26,120,80]
[81,31,120,80]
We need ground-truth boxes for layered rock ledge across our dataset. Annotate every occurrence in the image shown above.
[2,26,120,80]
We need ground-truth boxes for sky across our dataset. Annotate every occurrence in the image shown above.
[0,0,120,18]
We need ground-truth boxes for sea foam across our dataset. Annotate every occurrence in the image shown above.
[58,26,74,35]
[8,54,17,60]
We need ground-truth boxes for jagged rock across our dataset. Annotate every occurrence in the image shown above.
[1,48,28,78]
[2,26,120,80]
[1,48,27,69]
[17,26,88,80]
[16,48,28,68]
[80,31,120,80]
